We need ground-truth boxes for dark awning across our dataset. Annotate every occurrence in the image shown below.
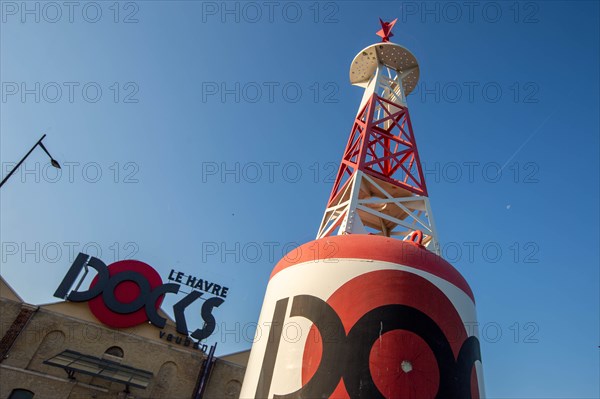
[43,349,153,389]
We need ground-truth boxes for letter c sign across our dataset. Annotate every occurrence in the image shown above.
[88,259,166,328]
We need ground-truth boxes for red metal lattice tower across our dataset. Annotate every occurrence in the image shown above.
[241,20,485,399]
[317,20,439,251]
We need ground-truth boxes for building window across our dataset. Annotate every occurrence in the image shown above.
[104,346,124,358]
[8,389,34,399]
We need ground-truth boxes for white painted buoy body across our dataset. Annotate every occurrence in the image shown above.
[241,234,484,399]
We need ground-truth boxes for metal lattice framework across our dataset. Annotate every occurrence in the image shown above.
[329,94,427,199]
[317,37,439,253]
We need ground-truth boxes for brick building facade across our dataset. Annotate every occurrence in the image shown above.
[0,277,247,399]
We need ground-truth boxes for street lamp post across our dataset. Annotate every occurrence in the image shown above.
[0,134,61,189]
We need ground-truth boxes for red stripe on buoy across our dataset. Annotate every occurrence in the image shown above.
[270,235,474,302]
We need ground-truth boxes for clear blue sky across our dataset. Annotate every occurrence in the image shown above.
[1,1,598,398]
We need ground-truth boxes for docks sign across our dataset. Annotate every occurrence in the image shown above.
[53,253,226,341]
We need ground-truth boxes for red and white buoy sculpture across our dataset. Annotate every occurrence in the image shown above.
[241,19,485,399]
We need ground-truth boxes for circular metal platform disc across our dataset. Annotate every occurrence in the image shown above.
[349,42,420,95]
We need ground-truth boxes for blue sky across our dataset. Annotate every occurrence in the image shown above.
[1,1,598,397]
